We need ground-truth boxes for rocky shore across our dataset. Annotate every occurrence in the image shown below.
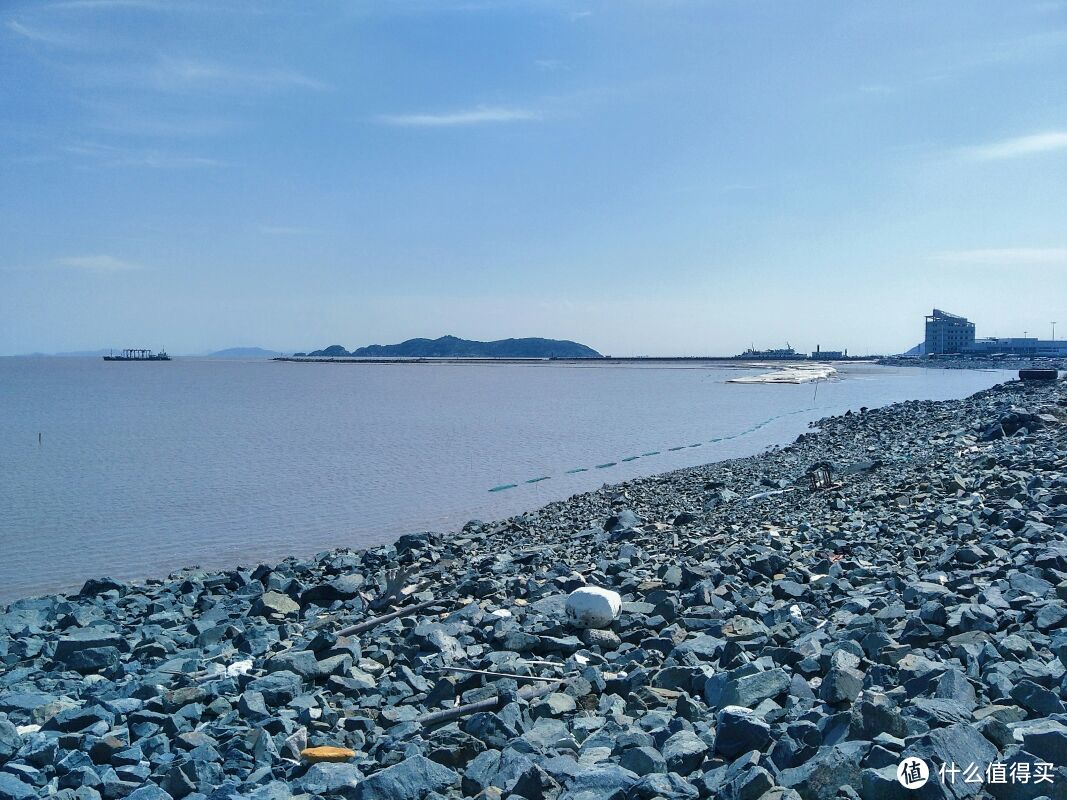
[879,357,1066,372]
[2,377,1065,800]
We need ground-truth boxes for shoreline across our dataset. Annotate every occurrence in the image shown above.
[1,375,1064,798]
[879,355,1066,372]
[270,356,880,367]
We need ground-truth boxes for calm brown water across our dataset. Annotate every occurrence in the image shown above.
[0,358,1012,603]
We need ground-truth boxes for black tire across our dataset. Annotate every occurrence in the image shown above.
[1018,368,1059,381]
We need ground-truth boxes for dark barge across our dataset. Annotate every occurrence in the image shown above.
[103,349,171,361]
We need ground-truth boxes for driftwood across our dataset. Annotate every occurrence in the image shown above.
[417,679,565,728]
[369,567,422,610]
[428,666,562,683]
[336,597,448,637]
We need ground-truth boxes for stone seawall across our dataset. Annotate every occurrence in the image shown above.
[879,357,1065,372]
[1,378,1065,800]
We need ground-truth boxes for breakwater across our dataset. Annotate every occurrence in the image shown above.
[880,356,1066,372]
[0,377,1064,799]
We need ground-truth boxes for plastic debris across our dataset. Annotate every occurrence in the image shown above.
[226,659,253,677]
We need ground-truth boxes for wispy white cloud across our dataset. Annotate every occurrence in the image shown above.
[841,30,1067,103]
[64,140,224,168]
[344,0,584,15]
[375,106,541,127]
[6,153,60,165]
[62,55,326,96]
[49,0,180,9]
[47,0,260,12]
[85,107,238,138]
[982,28,1067,63]
[958,131,1067,161]
[534,59,568,72]
[148,56,327,94]
[6,18,84,47]
[56,254,142,271]
[258,225,321,236]
[933,248,1067,265]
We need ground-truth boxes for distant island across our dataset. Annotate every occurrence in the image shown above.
[294,335,602,359]
[208,347,283,359]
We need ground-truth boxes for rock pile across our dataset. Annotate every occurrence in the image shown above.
[1,377,1065,799]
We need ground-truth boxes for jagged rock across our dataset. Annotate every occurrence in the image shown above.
[579,628,622,650]
[300,574,365,607]
[529,693,576,719]
[352,755,458,799]
[900,723,998,799]
[777,741,870,800]
[251,591,300,618]
[819,665,865,705]
[705,667,791,710]
[0,774,36,800]
[715,707,771,758]
[560,763,639,799]
[295,763,365,796]
[662,729,708,775]
[54,629,128,661]
[620,746,667,776]
[0,717,22,761]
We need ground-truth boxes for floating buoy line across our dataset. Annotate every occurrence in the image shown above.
[487,405,819,492]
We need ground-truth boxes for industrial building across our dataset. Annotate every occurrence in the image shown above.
[919,309,1066,357]
[964,337,1067,357]
[924,309,975,354]
[811,345,846,360]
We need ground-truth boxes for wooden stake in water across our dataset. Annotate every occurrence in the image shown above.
[38,432,42,445]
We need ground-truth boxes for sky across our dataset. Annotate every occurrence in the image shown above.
[1,0,1065,357]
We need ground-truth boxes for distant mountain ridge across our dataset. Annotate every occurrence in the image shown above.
[208,347,282,358]
[17,346,283,358]
[298,335,602,359]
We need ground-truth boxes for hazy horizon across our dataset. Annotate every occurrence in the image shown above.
[3,1,1065,356]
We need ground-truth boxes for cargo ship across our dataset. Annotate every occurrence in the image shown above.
[103,348,171,361]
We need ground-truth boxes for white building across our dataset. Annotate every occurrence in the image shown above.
[963,337,1067,357]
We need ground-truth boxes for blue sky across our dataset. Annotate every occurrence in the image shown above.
[2,0,1065,356]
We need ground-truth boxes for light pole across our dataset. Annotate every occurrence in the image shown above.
[1053,322,1057,341]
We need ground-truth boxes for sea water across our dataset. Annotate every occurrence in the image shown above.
[0,358,1013,603]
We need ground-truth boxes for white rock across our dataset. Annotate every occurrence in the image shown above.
[565,586,621,629]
